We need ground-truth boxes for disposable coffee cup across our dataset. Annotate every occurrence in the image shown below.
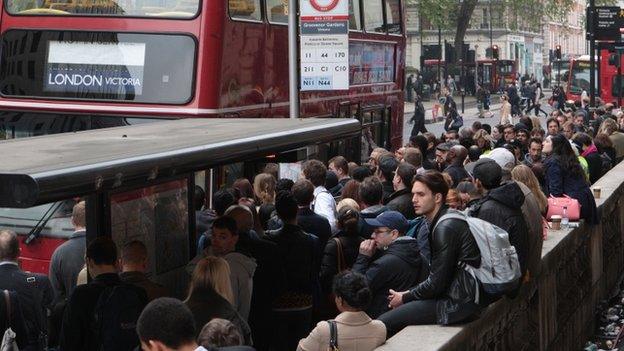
[551,215,562,230]
[592,186,601,199]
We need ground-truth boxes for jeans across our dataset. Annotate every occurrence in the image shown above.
[377,299,438,337]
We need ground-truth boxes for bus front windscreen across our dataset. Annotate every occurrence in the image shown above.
[570,61,593,95]
[6,0,199,18]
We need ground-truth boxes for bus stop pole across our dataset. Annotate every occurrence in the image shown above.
[289,0,300,119]
[588,0,596,107]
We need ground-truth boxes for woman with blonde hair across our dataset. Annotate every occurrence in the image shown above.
[500,94,512,125]
[185,257,252,345]
[253,173,276,230]
[472,129,493,154]
[511,164,548,213]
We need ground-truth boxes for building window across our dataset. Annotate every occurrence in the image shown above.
[385,0,402,33]
[267,0,288,23]
[349,0,363,30]
[363,0,385,32]
[229,0,262,21]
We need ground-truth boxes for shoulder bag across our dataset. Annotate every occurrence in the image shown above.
[327,320,339,351]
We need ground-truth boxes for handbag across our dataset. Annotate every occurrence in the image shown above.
[546,195,581,221]
[1,290,18,351]
[327,320,339,351]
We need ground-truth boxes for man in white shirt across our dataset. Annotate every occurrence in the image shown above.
[302,160,338,233]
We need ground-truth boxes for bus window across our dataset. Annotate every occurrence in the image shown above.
[110,179,190,297]
[0,200,76,274]
[7,0,200,18]
[363,0,384,33]
[267,0,288,23]
[349,0,362,30]
[385,0,401,34]
[229,0,261,21]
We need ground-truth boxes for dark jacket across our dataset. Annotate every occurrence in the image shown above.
[544,157,598,224]
[297,207,332,250]
[352,237,423,318]
[0,264,51,351]
[384,188,416,219]
[358,205,388,238]
[444,164,470,188]
[235,232,279,351]
[265,223,320,307]
[584,149,606,184]
[185,286,252,345]
[470,182,530,276]
[319,231,364,294]
[59,273,147,351]
[0,289,29,349]
[403,206,482,324]
[119,271,169,302]
[382,181,394,203]
[49,230,86,305]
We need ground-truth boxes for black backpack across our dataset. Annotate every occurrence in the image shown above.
[92,284,147,351]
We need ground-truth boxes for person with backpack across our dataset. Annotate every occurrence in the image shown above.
[469,159,529,278]
[0,230,53,351]
[378,171,486,337]
[59,237,147,351]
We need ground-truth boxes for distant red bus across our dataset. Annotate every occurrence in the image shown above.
[0,0,407,273]
[565,55,598,103]
[476,59,516,92]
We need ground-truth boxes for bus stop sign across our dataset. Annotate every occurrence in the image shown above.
[592,7,624,41]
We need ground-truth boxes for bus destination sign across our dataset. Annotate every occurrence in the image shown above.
[300,0,349,91]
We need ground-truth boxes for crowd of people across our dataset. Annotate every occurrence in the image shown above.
[1,94,622,351]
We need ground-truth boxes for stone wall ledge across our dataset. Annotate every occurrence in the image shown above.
[376,160,624,351]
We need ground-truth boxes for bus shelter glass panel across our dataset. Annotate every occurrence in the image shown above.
[110,179,189,297]
[6,0,200,18]
[0,200,77,274]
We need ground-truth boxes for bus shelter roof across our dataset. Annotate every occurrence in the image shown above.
[0,118,361,208]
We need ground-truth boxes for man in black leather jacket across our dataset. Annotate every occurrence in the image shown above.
[378,171,483,336]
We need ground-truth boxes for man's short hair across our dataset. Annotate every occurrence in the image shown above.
[378,155,399,181]
[352,166,372,182]
[292,179,315,206]
[212,216,238,236]
[0,230,19,262]
[302,160,327,187]
[472,159,502,190]
[329,156,349,176]
[413,171,449,203]
[276,178,295,193]
[198,318,243,348]
[529,137,543,146]
[275,191,298,221]
[137,297,196,349]
[213,189,236,217]
[359,176,383,206]
[402,148,422,168]
[86,237,118,266]
[121,240,147,265]
[395,163,417,188]
[72,201,86,228]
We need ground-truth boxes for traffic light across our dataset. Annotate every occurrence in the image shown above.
[492,45,499,60]
[555,45,562,60]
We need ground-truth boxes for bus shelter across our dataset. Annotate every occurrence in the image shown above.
[0,118,360,295]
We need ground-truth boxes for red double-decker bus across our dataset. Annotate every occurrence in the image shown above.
[0,0,405,148]
[0,0,406,273]
[476,59,516,92]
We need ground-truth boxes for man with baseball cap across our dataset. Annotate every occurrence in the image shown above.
[352,211,423,319]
